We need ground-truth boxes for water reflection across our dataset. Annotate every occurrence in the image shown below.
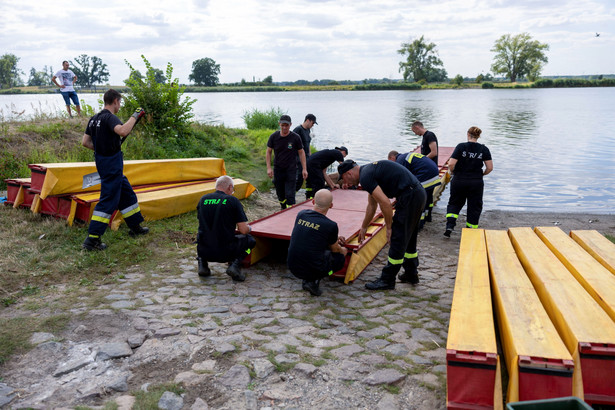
[400,106,437,139]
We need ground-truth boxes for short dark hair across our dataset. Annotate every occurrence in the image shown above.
[62,60,68,65]
[103,89,122,105]
[411,121,423,128]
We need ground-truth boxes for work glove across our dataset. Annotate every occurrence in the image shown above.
[132,108,145,124]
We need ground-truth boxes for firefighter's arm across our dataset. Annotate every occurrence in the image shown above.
[82,133,94,151]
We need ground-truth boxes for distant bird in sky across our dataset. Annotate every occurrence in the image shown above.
[596,32,600,37]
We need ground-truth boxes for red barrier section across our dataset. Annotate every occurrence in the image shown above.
[447,350,498,409]
[517,356,574,401]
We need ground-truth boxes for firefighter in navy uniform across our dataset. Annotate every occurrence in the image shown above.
[196,176,256,282]
[287,189,348,296]
[338,159,426,290]
[304,146,348,199]
[444,126,493,237]
[81,89,148,251]
[388,150,441,228]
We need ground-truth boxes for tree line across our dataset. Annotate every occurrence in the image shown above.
[0,32,557,90]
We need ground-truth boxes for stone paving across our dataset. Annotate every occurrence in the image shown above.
[2,232,457,409]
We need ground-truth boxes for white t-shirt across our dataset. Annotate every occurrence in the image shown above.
[54,69,76,92]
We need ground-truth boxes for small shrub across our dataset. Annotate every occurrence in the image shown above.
[242,107,286,130]
[481,82,494,89]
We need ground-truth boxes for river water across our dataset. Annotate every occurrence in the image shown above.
[2,88,614,213]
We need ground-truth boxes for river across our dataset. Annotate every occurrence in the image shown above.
[1,88,614,213]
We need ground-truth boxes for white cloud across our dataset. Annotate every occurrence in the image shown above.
[1,0,614,85]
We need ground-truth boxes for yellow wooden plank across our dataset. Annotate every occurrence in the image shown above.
[486,230,572,403]
[447,228,497,353]
[570,230,615,276]
[536,227,615,322]
[509,227,615,399]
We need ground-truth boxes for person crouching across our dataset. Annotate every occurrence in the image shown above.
[196,176,255,281]
[287,189,348,296]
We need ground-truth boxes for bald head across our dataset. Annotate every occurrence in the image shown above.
[215,175,234,192]
[313,189,333,213]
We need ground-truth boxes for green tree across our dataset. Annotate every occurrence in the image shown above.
[70,54,110,88]
[189,57,220,86]
[263,75,273,84]
[490,33,549,82]
[452,74,464,86]
[121,55,195,140]
[398,36,447,83]
[27,67,49,86]
[0,54,24,89]
[476,74,484,84]
[125,67,166,84]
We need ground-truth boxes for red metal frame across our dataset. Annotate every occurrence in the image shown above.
[517,356,574,401]
[578,342,615,405]
[447,350,498,409]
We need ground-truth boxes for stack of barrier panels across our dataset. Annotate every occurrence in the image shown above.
[4,158,255,228]
[509,227,615,406]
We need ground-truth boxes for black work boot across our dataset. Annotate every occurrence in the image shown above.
[426,208,433,222]
[82,236,107,251]
[226,258,246,282]
[129,225,150,237]
[444,217,456,237]
[366,262,399,290]
[399,258,420,285]
[302,279,322,296]
[197,257,211,277]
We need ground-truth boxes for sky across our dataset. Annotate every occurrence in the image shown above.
[1,0,614,85]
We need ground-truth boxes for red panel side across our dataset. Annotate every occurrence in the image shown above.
[518,356,574,401]
[21,186,35,208]
[74,201,92,222]
[57,197,73,219]
[28,169,47,193]
[447,350,497,409]
[6,182,20,205]
[579,342,615,405]
[40,196,60,216]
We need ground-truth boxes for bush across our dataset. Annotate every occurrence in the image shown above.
[482,82,494,89]
[451,74,464,86]
[242,107,286,130]
[352,82,421,90]
[119,55,195,141]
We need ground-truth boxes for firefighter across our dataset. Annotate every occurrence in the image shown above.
[81,89,147,251]
[444,126,493,237]
[287,189,348,296]
[338,159,426,290]
[305,146,348,199]
[196,175,256,282]
[388,150,441,228]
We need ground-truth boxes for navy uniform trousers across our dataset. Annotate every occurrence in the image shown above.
[87,151,144,237]
[382,184,427,280]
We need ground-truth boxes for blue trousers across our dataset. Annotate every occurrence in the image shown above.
[87,152,144,237]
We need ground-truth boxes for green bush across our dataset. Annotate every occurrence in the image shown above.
[352,82,421,90]
[242,107,285,130]
[119,55,195,141]
[481,82,494,89]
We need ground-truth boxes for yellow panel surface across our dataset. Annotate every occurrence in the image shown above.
[344,221,388,284]
[508,227,615,348]
[486,230,572,402]
[447,229,497,353]
[570,230,615,276]
[37,158,226,199]
[536,227,615,322]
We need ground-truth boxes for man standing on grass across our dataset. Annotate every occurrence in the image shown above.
[52,61,81,117]
[293,113,317,192]
[81,89,148,251]
[266,115,308,209]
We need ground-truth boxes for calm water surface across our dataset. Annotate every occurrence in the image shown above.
[2,89,614,213]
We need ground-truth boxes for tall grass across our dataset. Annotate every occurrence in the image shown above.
[242,107,286,130]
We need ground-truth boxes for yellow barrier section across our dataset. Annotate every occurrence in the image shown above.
[36,158,226,199]
[447,229,502,409]
[486,230,573,403]
[344,217,387,284]
[570,230,615,276]
[508,227,615,399]
[536,227,615,322]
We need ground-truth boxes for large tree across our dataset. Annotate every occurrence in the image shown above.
[398,36,447,83]
[0,54,24,89]
[189,57,220,86]
[491,33,549,82]
[70,54,109,88]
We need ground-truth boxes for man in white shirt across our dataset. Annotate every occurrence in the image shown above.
[52,60,81,117]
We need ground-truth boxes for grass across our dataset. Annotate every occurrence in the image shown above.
[0,314,70,364]
[131,383,184,409]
